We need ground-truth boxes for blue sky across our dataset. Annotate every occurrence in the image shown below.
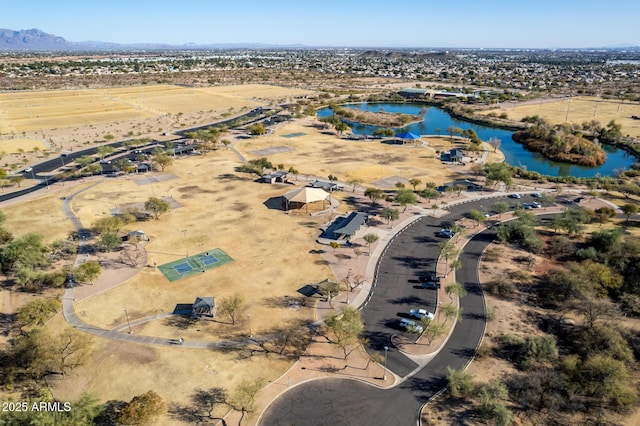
[3,0,639,48]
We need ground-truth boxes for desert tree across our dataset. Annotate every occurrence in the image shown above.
[446,367,476,398]
[324,306,363,359]
[219,294,245,325]
[621,203,639,223]
[445,282,467,302]
[408,178,422,191]
[228,378,266,426]
[117,390,166,426]
[96,232,121,252]
[73,261,101,284]
[45,328,95,375]
[380,207,400,227]
[364,187,384,205]
[421,319,446,345]
[248,123,266,135]
[440,303,462,323]
[152,152,173,171]
[144,196,171,219]
[17,298,61,327]
[468,209,487,227]
[419,188,440,204]
[396,189,417,212]
[347,177,363,192]
[318,280,342,308]
[362,233,379,255]
[96,145,115,159]
[492,201,509,217]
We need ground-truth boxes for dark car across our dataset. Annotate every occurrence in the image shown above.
[419,272,440,283]
[437,229,455,238]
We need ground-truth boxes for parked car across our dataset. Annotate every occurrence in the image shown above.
[399,318,424,333]
[522,203,533,210]
[509,193,521,199]
[437,229,455,238]
[24,167,33,173]
[531,192,542,198]
[574,196,586,203]
[531,201,541,208]
[419,272,440,283]
[409,308,435,320]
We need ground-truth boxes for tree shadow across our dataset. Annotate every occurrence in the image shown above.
[164,315,199,330]
[401,375,447,401]
[93,400,127,426]
[217,173,243,181]
[169,387,229,426]
[391,255,430,269]
[388,295,428,306]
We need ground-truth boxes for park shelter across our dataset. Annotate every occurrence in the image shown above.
[124,230,149,242]
[262,171,289,184]
[191,297,216,318]
[282,187,330,213]
[394,131,421,145]
[310,180,342,192]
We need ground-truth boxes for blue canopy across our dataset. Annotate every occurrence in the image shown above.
[395,131,421,140]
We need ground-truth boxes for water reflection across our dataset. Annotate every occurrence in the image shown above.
[317,103,636,177]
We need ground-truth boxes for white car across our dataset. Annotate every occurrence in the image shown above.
[509,193,521,199]
[399,318,424,333]
[409,308,435,320]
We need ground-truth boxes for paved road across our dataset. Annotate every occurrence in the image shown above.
[0,108,271,204]
[259,196,540,426]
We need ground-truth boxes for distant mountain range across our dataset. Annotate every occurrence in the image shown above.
[0,28,305,51]
[0,28,638,51]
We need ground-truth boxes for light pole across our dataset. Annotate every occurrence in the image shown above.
[182,229,188,258]
[124,307,132,334]
[247,313,252,337]
[383,346,389,380]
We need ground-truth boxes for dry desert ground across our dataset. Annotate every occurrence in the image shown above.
[0,84,314,169]
[480,96,640,138]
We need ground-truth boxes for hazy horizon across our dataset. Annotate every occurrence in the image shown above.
[3,0,640,49]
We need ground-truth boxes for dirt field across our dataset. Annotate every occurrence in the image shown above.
[0,138,49,155]
[480,96,640,138]
[235,117,497,188]
[0,84,313,167]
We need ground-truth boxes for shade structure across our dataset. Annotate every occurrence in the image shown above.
[284,187,330,203]
[283,187,330,213]
[395,131,421,140]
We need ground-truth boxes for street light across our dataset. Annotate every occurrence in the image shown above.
[124,307,132,334]
[247,313,252,337]
[181,229,188,258]
[383,346,389,380]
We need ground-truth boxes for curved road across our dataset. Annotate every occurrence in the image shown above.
[260,196,539,426]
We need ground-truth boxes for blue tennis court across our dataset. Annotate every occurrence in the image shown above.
[174,262,193,274]
[199,254,219,265]
[159,248,234,282]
